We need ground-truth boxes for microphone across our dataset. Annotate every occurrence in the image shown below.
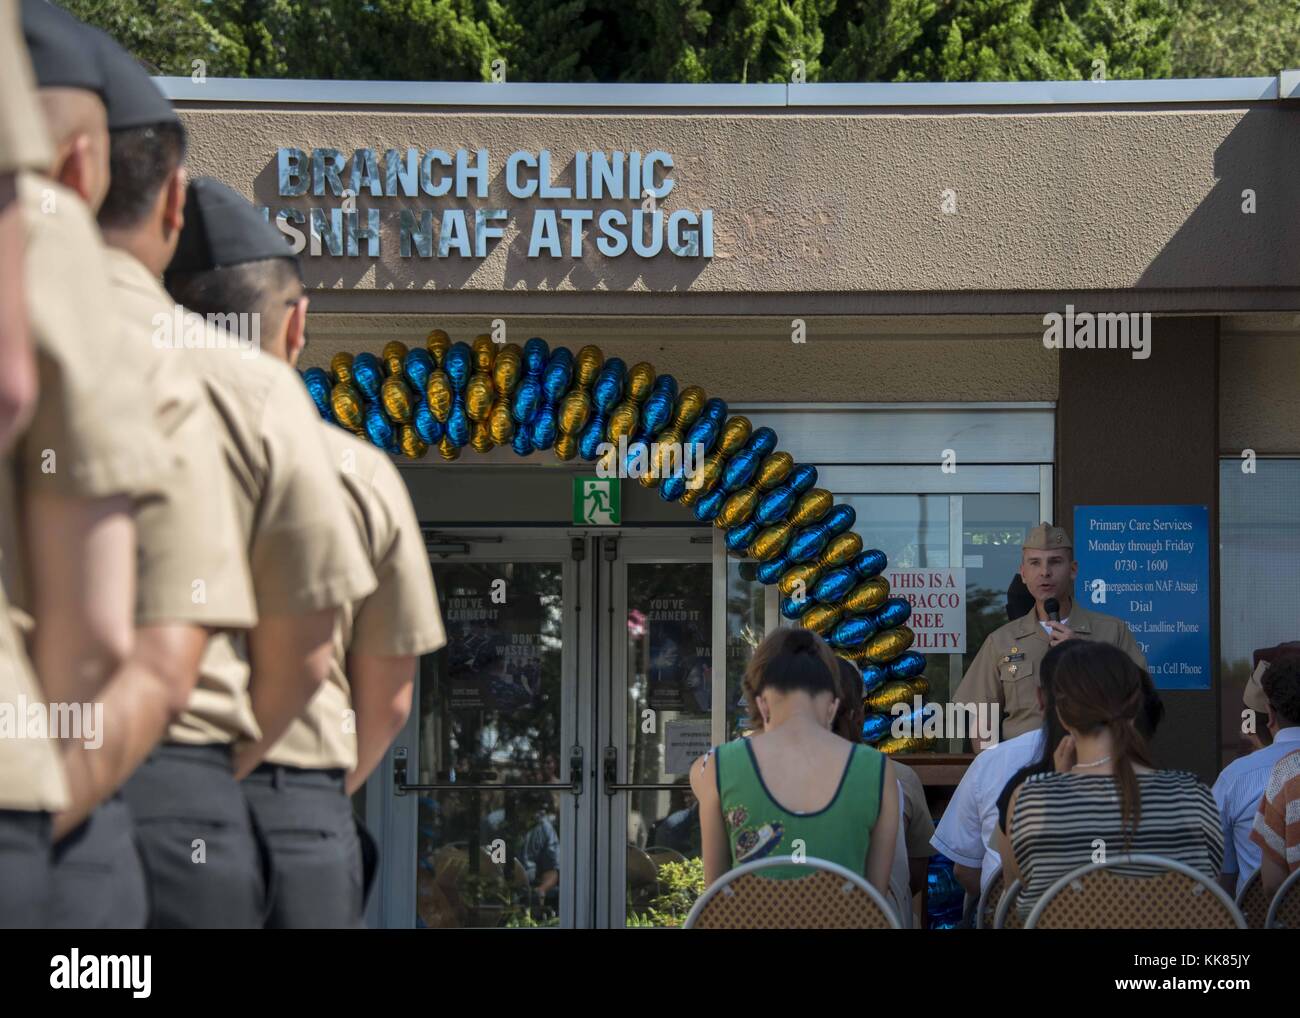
[1044,597,1061,623]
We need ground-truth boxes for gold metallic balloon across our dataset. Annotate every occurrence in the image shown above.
[755,451,793,490]
[838,644,875,664]
[466,373,494,421]
[750,520,794,561]
[843,576,890,613]
[437,434,460,461]
[554,434,578,461]
[864,626,915,664]
[425,371,453,423]
[399,425,428,460]
[575,345,603,387]
[717,416,752,456]
[330,382,364,432]
[790,488,833,527]
[493,343,522,394]
[559,390,591,435]
[717,485,760,529]
[864,677,927,714]
[382,341,409,376]
[778,562,823,598]
[877,736,936,756]
[641,427,683,488]
[489,400,515,443]
[472,335,496,374]
[426,329,450,365]
[671,386,706,430]
[802,603,843,635]
[470,420,494,453]
[608,402,639,442]
[381,377,414,423]
[818,532,863,569]
[627,362,656,402]
[680,451,725,506]
[330,352,354,386]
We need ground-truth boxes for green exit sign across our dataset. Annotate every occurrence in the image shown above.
[573,476,620,525]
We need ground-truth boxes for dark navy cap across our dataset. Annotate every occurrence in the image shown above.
[165,176,301,281]
[90,19,177,129]
[22,0,105,96]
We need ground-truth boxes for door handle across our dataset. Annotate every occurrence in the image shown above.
[569,743,583,795]
[602,745,684,793]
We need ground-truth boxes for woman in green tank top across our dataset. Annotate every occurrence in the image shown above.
[690,628,898,894]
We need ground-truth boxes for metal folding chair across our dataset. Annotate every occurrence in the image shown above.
[1265,866,1300,929]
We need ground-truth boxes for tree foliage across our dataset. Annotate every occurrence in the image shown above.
[58,0,1299,83]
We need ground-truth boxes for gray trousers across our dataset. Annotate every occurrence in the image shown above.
[121,742,271,929]
[0,810,52,928]
[242,764,369,929]
[50,793,147,928]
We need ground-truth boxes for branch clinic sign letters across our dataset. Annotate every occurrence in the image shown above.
[265,147,714,260]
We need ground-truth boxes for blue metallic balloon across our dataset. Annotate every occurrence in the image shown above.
[592,366,626,413]
[861,713,893,743]
[787,464,817,494]
[851,549,888,580]
[725,519,761,554]
[652,373,678,399]
[403,348,436,393]
[893,702,938,738]
[522,337,549,376]
[749,427,778,457]
[871,597,912,631]
[683,416,720,459]
[888,651,927,681]
[787,524,831,564]
[693,487,727,523]
[754,484,796,526]
[860,663,889,694]
[659,471,688,502]
[640,389,675,437]
[822,503,857,538]
[721,447,762,493]
[756,556,789,585]
[352,353,383,401]
[780,595,814,620]
[541,349,573,403]
[302,367,331,419]
[700,397,727,425]
[511,378,543,424]
[447,403,470,447]
[413,400,443,445]
[578,416,607,460]
[512,427,534,456]
[830,613,879,648]
[811,567,856,604]
[530,405,558,450]
[364,403,394,450]
[443,342,473,390]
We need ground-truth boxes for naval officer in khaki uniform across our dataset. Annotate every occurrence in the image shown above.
[86,32,378,927]
[954,522,1147,747]
[18,8,260,927]
[165,177,447,927]
[0,0,69,927]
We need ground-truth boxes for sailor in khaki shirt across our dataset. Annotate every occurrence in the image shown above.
[166,176,446,927]
[85,29,376,928]
[953,523,1147,748]
[15,4,262,929]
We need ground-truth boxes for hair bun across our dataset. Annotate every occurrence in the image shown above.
[785,629,818,653]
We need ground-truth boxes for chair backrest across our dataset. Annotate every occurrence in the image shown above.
[1234,868,1270,929]
[976,867,1005,930]
[683,855,901,929]
[1025,854,1246,929]
[1265,866,1300,929]
[993,878,1023,929]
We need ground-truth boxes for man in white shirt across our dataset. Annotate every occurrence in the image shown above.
[930,728,1044,897]
[1213,648,1300,896]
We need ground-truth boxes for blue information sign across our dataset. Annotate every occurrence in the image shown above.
[1073,505,1210,690]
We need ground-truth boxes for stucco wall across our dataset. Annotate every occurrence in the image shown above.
[1220,325,1300,453]
[175,103,1300,314]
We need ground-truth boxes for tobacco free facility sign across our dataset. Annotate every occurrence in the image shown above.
[574,477,620,525]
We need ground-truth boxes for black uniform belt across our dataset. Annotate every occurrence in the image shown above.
[246,762,346,791]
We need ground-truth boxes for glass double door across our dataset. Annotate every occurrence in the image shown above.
[381,527,729,929]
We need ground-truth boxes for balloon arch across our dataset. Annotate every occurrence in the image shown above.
[302,331,934,754]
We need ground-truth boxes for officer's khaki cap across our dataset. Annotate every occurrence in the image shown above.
[1023,522,1072,552]
[1244,660,1270,714]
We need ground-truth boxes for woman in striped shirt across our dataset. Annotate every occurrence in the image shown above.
[998,641,1222,922]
